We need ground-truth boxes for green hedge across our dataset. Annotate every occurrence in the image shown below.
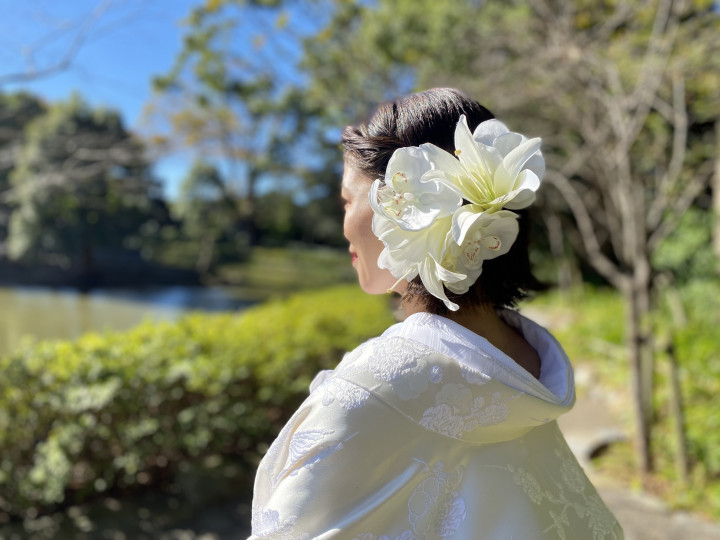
[0,285,395,519]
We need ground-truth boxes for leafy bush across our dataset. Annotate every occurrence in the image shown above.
[0,285,395,519]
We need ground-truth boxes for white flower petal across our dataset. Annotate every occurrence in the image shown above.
[378,248,418,281]
[376,224,412,250]
[492,132,524,157]
[477,211,519,260]
[522,156,544,185]
[493,138,541,198]
[472,119,510,146]
[494,133,545,180]
[444,266,482,295]
[447,210,519,278]
[454,116,494,179]
[419,256,461,311]
[372,212,399,242]
[432,254,467,284]
[503,190,537,210]
[419,143,467,194]
[423,216,453,258]
[451,205,487,245]
[372,148,461,232]
[498,137,541,185]
[514,169,540,192]
[385,146,432,186]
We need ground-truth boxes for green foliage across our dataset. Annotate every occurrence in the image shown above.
[0,92,46,245]
[0,284,394,519]
[150,0,358,250]
[528,287,628,387]
[215,246,356,297]
[665,282,720,478]
[175,159,247,272]
[0,92,46,189]
[7,93,160,269]
[652,208,716,283]
[253,191,347,247]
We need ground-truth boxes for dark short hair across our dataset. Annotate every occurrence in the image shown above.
[341,88,542,314]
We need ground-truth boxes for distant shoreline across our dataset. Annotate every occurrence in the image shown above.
[0,257,201,290]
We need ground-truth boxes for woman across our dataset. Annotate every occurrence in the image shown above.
[249,88,623,539]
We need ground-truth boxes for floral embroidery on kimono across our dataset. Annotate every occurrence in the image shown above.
[248,312,623,539]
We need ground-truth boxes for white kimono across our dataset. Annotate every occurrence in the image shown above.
[249,311,623,539]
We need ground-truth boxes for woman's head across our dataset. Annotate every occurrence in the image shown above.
[342,88,494,180]
[341,88,542,314]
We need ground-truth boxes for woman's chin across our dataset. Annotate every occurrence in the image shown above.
[358,280,387,295]
[357,272,404,296]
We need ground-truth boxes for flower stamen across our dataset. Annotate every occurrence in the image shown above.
[483,236,501,250]
[386,267,415,294]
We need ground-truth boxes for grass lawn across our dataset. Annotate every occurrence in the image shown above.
[213,246,358,301]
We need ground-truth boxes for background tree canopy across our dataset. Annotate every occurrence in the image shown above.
[8,95,158,269]
[152,0,720,476]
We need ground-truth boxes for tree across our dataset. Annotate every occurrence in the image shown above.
[0,92,47,253]
[0,1,158,261]
[148,2,281,246]
[176,159,243,273]
[148,0,374,248]
[7,94,160,285]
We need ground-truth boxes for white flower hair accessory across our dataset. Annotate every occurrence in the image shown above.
[370,115,544,311]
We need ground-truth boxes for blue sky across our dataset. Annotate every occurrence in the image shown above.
[0,0,202,198]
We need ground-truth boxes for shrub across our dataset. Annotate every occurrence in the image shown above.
[0,285,395,519]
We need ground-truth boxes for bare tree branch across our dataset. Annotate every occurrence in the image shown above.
[626,0,677,144]
[648,160,714,251]
[0,0,112,87]
[545,169,626,288]
[647,68,688,230]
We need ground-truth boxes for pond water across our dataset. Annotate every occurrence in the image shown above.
[0,286,257,357]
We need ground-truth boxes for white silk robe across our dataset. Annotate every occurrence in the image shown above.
[249,311,623,539]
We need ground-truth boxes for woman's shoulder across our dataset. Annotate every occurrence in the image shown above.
[333,331,470,385]
[313,331,496,409]
[306,313,575,442]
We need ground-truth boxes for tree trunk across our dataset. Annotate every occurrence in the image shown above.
[545,212,573,291]
[626,245,654,476]
[666,337,689,485]
[637,277,654,474]
[196,229,216,276]
[626,283,652,475]
[78,224,96,292]
[713,119,720,270]
[665,284,689,486]
[245,167,258,246]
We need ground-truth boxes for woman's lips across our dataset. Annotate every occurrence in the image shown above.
[351,252,358,264]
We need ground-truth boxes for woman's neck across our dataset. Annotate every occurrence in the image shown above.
[401,298,541,379]
[402,299,502,341]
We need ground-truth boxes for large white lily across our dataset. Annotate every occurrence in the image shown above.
[368,115,543,311]
[370,146,462,231]
[373,213,466,311]
[422,115,544,212]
